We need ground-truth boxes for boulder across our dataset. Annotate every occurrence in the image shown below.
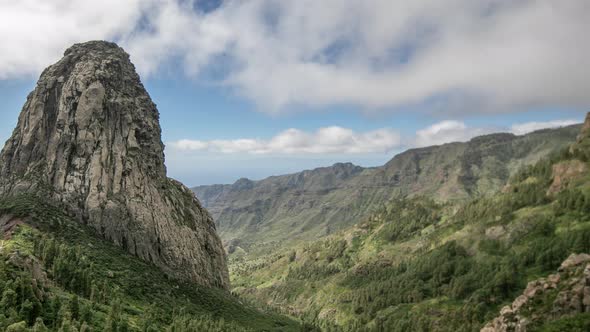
[559,253,590,271]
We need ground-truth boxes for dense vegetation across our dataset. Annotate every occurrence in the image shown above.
[230,147,590,331]
[0,195,301,331]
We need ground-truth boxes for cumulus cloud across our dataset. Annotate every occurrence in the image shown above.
[510,120,580,135]
[0,0,144,78]
[413,118,582,148]
[169,127,401,154]
[170,117,582,155]
[413,120,494,147]
[1,1,589,113]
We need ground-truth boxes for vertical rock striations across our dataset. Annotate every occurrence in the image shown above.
[0,41,229,289]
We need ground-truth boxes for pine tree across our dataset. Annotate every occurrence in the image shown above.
[69,295,80,321]
[140,304,159,332]
[1,281,17,310]
[80,302,92,325]
[33,318,49,332]
[58,318,76,332]
[5,321,28,332]
[49,296,62,329]
[80,322,90,332]
[105,299,122,332]
[18,299,34,325]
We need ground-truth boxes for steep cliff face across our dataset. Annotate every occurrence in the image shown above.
[0,41,229,289]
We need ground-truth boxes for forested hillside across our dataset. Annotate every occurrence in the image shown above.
[229,122,590,331]
[0,194,302,331]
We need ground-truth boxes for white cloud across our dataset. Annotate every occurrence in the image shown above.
[413,120,493,147]
[510,119,579,135]
[170,118,582,155]
[0,1,589,113]
[168,127,401,154]
[413,118,582,148]
[0,0,144,78]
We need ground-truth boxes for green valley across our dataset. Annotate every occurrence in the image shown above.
[226,123,590,331]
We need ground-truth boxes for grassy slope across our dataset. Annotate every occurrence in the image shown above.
[230,147,590,331]
[0,194,302,331]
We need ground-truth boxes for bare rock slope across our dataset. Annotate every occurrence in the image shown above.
[0,41,229,289]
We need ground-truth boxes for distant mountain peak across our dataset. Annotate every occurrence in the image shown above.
[233,177,255,190]
[332,162,356,167]
[0,40,229,289]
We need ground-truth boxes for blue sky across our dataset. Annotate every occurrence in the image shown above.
[0,76,584,186]
[0,1,588,186]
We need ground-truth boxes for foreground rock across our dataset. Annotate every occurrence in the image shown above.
[0,41,229,289]
[547,160,588,195]
[481,253,590,332]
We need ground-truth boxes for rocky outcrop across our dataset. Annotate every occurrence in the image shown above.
[485,225,507,239]
[547,160,588,195]
[7,250,49,298]
[481,253,590,332]
[578,113,590,141]
[0,41,229,289]
[559,253,590,271]
[571,112,590,154]
[0,214,24,240]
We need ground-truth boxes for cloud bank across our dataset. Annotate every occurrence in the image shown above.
[413,121,492,148]
[1,1,589,113]
[169,118,580,155]
[170,127,401,154]
[412,118,581,148]
[510,119,580,136]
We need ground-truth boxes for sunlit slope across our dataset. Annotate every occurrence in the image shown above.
[230,135,590,331]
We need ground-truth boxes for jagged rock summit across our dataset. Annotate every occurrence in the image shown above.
[0,41,229,289]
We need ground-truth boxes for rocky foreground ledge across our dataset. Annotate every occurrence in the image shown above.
[482,253,590,332]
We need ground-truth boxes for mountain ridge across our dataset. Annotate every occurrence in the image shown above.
[194,124,581,250]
